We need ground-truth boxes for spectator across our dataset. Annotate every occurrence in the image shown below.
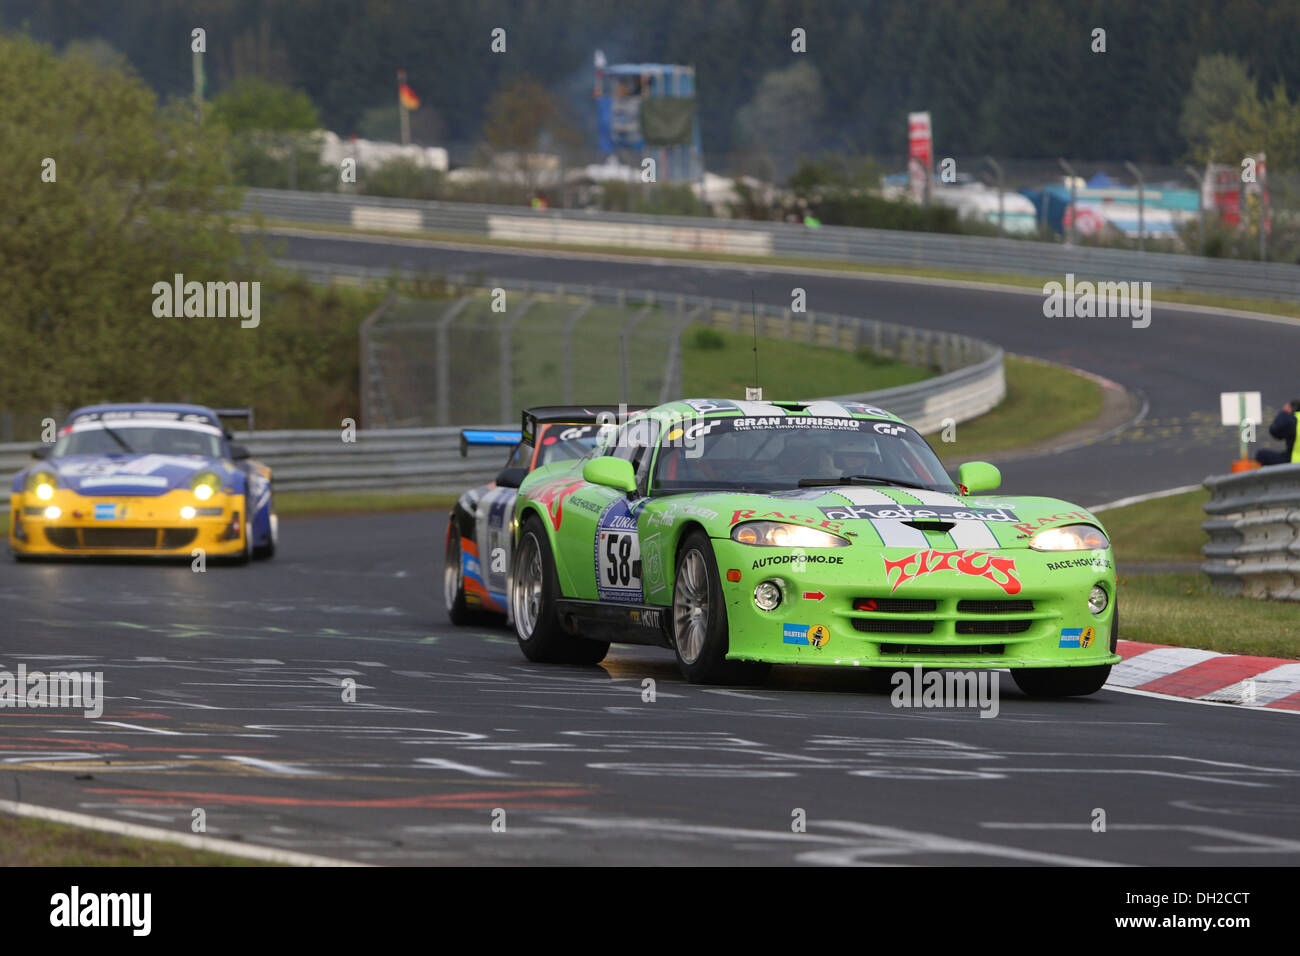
[1255,400,1299,466]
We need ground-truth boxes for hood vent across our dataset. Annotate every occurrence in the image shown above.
[902,519,955,533]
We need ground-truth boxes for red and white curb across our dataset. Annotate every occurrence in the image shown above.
[1110,641,1300,712]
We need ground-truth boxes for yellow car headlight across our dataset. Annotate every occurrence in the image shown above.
[27,471,57,500]
[1029,523,1111,552]
[190,471,221,500]
[731,521,849,548]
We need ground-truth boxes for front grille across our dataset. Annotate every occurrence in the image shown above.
[956,619,1033,635]
[45,527,197,550]
[880,643,1005,656]
[957,599,1035,614]
[853,597,938,613]
[852,618,935,635]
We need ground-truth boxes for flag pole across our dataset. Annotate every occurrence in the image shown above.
[397,69,411,145]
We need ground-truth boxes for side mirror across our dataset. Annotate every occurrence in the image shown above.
[31,445,51,460]
[958,461,1001,494]
[229,444,251,461]
[582,455,637,494]
[495,466,528,489]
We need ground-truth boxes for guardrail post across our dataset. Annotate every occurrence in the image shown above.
[359,292,396,429]
[436,296,472,426]
[501,297,536,421]
[562,297,594,405]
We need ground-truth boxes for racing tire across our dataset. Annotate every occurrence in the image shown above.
[1011,664,1112,698]
[511,515,609,665]
[253,507,276,560]
[445,526,473,626]
[671,529,771,685]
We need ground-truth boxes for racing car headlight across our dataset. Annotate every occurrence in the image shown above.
[731,521,849,548]
[1029,523,1110,552]
[190,471,221,500]
[27,471,57,500]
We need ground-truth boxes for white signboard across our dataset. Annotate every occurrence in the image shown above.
[1220,391,1262,426]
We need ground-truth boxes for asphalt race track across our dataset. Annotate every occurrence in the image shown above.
[3,512,1298,865]
[4,237,1299,865]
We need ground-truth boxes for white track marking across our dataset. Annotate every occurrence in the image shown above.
[1090,484,1203,513]
[1201,663,1300,706]
[1107,647,1224,687]
[224,756,322,776]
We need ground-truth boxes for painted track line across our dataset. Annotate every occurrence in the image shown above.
[0,799,367,866]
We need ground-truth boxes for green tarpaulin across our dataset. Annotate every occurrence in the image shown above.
[640,98,696,146]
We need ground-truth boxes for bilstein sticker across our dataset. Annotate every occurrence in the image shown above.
[783,623,830,647]
[1059,626,1096,648]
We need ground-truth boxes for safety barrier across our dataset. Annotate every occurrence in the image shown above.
[1202,463,1300,600]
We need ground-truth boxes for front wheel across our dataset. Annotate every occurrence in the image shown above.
[1011,665,1112,698]
[511,515,608,665]
[671,530,770,685]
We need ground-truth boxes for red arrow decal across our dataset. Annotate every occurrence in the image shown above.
[803,591,825,601]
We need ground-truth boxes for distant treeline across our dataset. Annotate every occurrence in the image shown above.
[3,0,1298,163]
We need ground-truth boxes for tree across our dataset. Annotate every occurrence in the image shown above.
[210,77,327,190]
[733,62,825,183]
[1180,54,1256,162]
[210,76,320,133]
[0,34,253,422]
[481,76,578,192]
[1207,82,1300,174]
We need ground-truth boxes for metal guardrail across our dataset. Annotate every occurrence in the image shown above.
[1202,464,1300,600]
[0,358,1003,500]
[245,187,1300,303]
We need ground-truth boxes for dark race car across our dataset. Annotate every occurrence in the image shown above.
[445,405,645,624]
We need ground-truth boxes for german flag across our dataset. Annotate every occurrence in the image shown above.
[399,82,420,111]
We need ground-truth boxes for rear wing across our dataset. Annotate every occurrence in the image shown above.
[213,407,255,435]
[459,429,522,459]
[520,405,649,444]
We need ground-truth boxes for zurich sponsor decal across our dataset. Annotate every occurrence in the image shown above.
[93,503,117,521]
[595,498,645,603]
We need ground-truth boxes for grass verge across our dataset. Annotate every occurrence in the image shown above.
[276,491,457,517]
[0,814,267,865]
[683,327,930,398]
[1102,489,1209,563]
[1118,573,1300,659]
[257,218,1300,321]
[929,355,1104,460]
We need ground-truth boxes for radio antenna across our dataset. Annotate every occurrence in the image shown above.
[748,290,762,401]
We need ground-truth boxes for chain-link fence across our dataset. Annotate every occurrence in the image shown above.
[357,277,999,429]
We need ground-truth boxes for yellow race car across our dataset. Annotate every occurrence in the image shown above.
[9,403,276,562]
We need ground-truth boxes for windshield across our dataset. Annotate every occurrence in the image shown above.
[651,416,953,493]
[53,424,224,459]
[536,424,604,466]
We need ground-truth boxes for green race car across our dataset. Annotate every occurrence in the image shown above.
[509,398,1120,697]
